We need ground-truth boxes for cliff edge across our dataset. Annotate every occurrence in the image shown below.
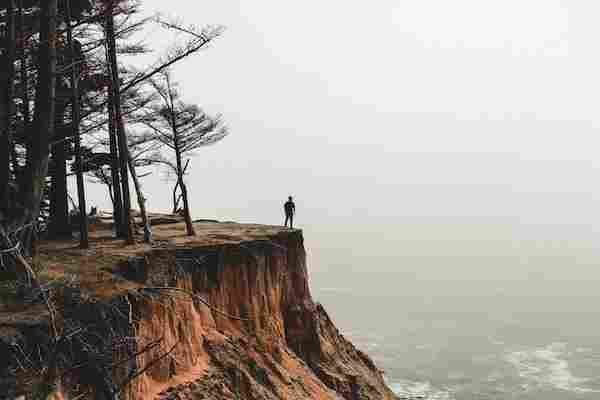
[0,221,397,400]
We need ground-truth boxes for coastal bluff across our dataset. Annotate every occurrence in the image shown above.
[0,220,397,400]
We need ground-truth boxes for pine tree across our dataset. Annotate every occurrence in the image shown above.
[142,70,228,235]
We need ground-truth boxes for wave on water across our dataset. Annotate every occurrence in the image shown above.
[387,379,454,400]
[505,342,600,394]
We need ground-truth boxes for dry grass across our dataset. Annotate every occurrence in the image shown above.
[1,220,293,310]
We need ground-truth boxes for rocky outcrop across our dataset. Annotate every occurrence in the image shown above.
[0,227,397,400]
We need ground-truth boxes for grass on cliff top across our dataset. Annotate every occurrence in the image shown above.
[33,249,137,299]
[0,248,132,312]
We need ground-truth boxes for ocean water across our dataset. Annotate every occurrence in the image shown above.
[308,226,600,400]
[314,287,600,400]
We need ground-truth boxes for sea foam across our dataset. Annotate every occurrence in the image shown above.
[388,379,454,400]
[504,342,599,394]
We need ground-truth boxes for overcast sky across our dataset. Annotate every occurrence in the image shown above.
[85,1,600,265]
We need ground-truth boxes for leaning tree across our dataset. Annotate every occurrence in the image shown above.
[140,70,228,236]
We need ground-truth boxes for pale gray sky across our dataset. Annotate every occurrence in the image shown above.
[85,1,600,269]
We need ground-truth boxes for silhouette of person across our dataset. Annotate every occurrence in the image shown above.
[284,196,296,228]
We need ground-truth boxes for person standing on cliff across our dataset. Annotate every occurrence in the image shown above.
[284,196,296,228]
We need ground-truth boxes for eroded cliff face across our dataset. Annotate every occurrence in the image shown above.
[1,227,397,400]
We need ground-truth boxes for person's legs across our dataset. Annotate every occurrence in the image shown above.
[290,214,293,229]
[284,215,289,227]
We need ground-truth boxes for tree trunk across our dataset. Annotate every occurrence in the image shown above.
[0,97,7,212]
[175,150,194,236]
[166,73,195,236]
[104,8,124,237]
[18,0,29,127]
[172,180,180,213]
[106,6,133,243]
[106,85,124,235]
[179,175,195,236]
[0,0,16,208]
[48,103,71,238]
[21,0,58,228]
[66,0,89,248]
[126,151,151,243]
[18,0,30,169]
[105,172,114,206]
